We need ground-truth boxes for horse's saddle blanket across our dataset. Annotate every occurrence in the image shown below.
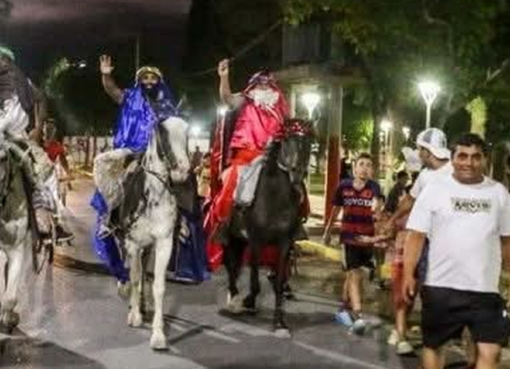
[111,160,197,229]
[234,155,266,207]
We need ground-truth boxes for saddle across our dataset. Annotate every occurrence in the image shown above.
[109,155,198,235]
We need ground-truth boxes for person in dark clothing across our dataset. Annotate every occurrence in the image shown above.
[385,171,409,214]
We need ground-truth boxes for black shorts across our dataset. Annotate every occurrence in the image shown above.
[421,286,510,349]
[343,244,374,271]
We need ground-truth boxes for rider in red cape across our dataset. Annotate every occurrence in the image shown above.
[206,59,308,271]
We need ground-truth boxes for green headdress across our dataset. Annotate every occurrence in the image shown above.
[0,44,15,61]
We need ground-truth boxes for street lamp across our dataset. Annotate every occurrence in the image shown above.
[300,91,321,120]
[402,126,411,141]
[191,125,202,138]
[217,105,228,118]
[418,80,441,129]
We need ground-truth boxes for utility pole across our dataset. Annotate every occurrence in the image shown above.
[135,33,141,72]
[0,0,13,35]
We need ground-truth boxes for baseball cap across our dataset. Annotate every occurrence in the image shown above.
[416,128,450,159]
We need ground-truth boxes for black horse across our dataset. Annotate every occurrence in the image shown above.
[222,118,313,337]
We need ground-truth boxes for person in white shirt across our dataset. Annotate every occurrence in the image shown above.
[404,133,510,369]
[384,128,452,351]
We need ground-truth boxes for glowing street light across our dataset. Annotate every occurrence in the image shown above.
[190,125,202,138]
[217,105,228,117]
[381,119,393,134]
[402,126,411,141]
[418,80,441,129]
[300,91,321,119]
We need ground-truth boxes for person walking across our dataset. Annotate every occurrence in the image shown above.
[404,133,510,369]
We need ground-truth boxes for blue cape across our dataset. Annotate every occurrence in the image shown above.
[91,82,178,282]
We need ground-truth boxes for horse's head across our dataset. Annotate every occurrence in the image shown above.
[278,118,314,186]
[153,116,191,184]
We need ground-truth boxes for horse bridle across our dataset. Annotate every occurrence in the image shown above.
[141,124,178,194]
[0,148,11,209]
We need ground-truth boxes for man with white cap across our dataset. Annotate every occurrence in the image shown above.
[386,127,452,228]
[384,127,453,351]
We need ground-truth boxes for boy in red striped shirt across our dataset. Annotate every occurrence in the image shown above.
[324,153,383,331]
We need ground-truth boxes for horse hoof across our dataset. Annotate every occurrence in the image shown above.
[150,332,168,351]
[226,294,245,315]
[127,310,143,328]
[274,328,291,339]
[242,298,258,315]
[117,281,131,300]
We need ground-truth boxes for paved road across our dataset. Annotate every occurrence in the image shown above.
[0,178,455,369]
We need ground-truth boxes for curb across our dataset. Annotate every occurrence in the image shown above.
[296,240,342,262]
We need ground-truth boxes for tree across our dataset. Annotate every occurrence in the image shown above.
[182,0,284,121]
[284,0,510,171]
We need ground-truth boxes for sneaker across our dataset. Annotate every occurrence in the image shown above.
[351,316,366,335]
[97,223,114,239]
[56,226,75,243]
[335,310,354,327]
[387,329,400,346]
[396,340,414,355]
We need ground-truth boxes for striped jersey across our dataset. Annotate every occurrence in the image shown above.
[333,178,382,245]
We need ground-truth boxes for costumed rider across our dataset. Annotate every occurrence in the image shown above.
[91,55,209,285]
[0,44,59,238]
[207,59,309,253]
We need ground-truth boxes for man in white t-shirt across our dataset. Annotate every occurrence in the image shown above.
[404,133,510,369]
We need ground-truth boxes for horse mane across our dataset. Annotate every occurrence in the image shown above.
[265,139,281,174]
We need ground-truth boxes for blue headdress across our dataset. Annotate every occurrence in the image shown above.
[113,78,179,152]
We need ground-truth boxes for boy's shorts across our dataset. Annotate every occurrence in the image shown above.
[344,244,374,271]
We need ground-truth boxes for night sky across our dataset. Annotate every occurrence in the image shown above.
[2,0,192,78]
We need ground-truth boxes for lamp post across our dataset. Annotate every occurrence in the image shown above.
[381,119,393,182]
[402,126,411,141]
[217,105,228,118]
[418,80,440,129]
[300,91,321,120]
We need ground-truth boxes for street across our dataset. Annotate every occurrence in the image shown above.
[0,178,435,369]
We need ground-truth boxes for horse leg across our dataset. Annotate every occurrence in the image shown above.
[0,251,6,307]
[0,245,25,333]
[126,245,143,328]
[150,237,173,350]
[243,244,261,315]
[273,240,291,338]
[224,238,245,314]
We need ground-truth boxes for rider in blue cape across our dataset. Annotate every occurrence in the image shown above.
[91,55,209,284]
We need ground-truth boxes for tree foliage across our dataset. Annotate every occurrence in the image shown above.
[284,0,510,169]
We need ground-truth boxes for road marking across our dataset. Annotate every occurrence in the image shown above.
[170,321,240,344]
[295,341,390,369]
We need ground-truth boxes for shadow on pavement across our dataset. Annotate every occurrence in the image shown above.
[0,335,107,369]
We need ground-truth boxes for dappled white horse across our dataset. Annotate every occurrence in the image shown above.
[0,143,31,333]
[115,117,190,350]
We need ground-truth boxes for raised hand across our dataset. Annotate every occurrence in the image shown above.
[99,55,114,75]
[217,59,229,78]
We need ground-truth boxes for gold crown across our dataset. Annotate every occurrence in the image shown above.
[135,66,163,81]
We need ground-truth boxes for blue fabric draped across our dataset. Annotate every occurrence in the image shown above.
[168,208,210,283]
[91,82,205,283]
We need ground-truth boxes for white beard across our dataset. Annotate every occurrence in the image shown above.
[248,88,279,109]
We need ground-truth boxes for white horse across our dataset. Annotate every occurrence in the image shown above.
[115,117,190,350]
[0,143,31,333]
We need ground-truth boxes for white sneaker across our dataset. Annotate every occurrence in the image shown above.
[387,329,400,345]
[396,340,414,355]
